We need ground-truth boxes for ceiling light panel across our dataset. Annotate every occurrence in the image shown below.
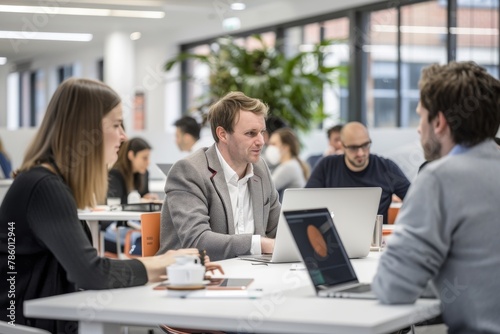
[0,5,165,18]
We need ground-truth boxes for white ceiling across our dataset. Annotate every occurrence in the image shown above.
[0,0,379,65]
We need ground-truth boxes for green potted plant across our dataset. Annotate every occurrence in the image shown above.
[164,35,348,132]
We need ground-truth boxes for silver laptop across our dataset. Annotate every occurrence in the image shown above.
[284,208,375,299]
[238,202,302,263]
[156,163,174,177]
[281,188,381,258]
[238,187,381,263]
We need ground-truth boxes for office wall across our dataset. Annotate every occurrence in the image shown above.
[0,65,8,127]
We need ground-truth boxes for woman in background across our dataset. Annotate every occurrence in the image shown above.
[105,137,158,255]
[0,78,221,332]
[108,137,158,204]
[265,128,309,201]
[0,136,12,178]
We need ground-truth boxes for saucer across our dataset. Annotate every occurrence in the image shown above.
[163,280,210,291]
[160,275,211,281]
[166,284,206,291]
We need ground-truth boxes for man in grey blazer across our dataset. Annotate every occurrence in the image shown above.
[158,91,280,260]
[372,61,500,333]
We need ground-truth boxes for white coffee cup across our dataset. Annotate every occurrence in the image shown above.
[166,255,205,286]
[107,197,121,211]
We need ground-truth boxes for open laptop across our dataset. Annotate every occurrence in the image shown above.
[156,163,174,177]
[238,202,303,263]
[238,187,381,263]
[284,208,375,299]
[282,188,380,258]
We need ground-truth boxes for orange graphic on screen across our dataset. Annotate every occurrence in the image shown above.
[307,225,328,258]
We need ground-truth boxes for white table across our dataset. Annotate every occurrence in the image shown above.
[24,253,441,334]
[77,210,145,255]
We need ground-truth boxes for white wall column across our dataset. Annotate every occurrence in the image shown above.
[104,32,134,130]
[0,64,9,127]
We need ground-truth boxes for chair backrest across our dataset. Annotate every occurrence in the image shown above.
[141,212,161,256]
[388,206,400,224]
[0,321,51,334]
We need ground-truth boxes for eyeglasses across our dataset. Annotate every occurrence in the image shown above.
[343,141,372,152]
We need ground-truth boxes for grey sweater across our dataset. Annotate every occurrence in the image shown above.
[372,140,500,333]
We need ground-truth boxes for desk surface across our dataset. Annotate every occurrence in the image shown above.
[77,210,146,221]
[24,253,440,334]
[77,210,147,253]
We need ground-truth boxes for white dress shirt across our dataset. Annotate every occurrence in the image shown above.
[215,145,261,255]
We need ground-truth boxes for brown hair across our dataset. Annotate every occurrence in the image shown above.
[18,78,121,209]
[111,137,151,194]
[419,61,500,146]
[273,128,310,180]
[207,91,268,143]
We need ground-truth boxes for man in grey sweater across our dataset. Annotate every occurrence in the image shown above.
[372,61,500,333]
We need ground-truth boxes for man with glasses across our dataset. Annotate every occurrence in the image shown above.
[306,121,410,224]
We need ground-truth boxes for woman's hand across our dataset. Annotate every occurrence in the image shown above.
[203,254,225,275]
[138,248,199,283]
[142,193,160,201]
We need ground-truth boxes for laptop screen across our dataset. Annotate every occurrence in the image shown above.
[284,208,359,289]
[156,163,173,177]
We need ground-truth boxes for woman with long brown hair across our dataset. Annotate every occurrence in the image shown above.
[108,137,158,204]
[0,78,221,332]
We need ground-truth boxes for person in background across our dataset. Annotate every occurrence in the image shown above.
[105,137,159,255]
[372,61,500,333]
[262,115,288,172]
[324,124,345,155]
[306,121,410,224]
[107,137,158,204]
[266,128,309,201]
[174,115,202,153]
[158,91,281,261]
[0,78,222,333]
[0,136,12,178]
[306,124,344,170]
[263,115,288,145]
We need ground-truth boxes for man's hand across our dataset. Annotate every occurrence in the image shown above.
[261,237,275,254]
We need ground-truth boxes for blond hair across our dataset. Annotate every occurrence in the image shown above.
[207,91,268,143]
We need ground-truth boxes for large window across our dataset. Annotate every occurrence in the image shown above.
[455,0,499,78]
[8,64,74,129]
[400,1,447,127]
[284,18,350,128]
[179,0,499,129]
[366,7,398,128]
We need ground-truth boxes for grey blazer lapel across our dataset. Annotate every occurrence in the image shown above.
[206,145,235,234]
[249,174,264,235]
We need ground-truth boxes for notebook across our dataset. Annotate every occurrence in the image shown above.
[284,208,376,299]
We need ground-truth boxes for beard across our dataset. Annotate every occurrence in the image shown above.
[346,155,368,170]
[423,133,442,161]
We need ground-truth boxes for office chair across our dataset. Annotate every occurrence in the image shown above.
[0,321,51,334]
[122,212,161,257]
[388,206,400,224]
